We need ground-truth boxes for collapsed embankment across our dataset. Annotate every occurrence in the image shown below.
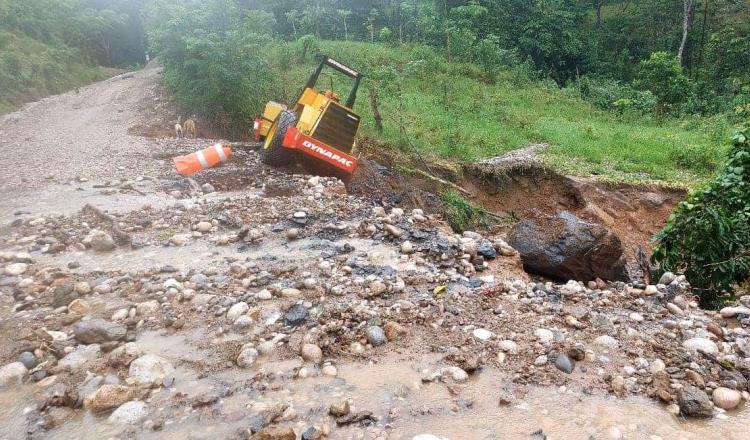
[348,145,685,285]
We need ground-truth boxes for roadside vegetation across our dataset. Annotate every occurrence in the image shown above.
[142,0,749,185]
[0,31,105,114]
[0,0,146,113]
[653,125,750,307]
[439,191,485,233]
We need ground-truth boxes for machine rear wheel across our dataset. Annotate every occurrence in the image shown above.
[260,110,297,166]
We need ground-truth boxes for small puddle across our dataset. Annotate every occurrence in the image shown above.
[0,182,174,224]
[341,358,750,440]
[43,411,121,440]
[0,386,35,440]
[137,329,210,364]
[30,236,414,274]
[0,180,262,225]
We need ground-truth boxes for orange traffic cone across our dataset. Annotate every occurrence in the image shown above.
[173,143,233,176]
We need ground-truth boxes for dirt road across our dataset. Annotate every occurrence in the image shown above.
[1,67,749,439]
[0,64,178,225]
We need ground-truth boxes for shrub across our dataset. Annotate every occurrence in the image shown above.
[735,103,750,123]
[409,45,444,73]
[378,26,392,43]
[577,76,656,114]
[652,126,750,307]
[668,143,720,174]
[368,64,399,94]
[446,27,476,62]
[473,35,502,80]
[275,42,294,71]
[440,191,483,232]
[146,2,280,127]
[297,34,319,61]
[472,37,530,83]
[634,52,694,113]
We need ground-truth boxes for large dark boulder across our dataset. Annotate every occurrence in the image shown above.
[507,211,628,282]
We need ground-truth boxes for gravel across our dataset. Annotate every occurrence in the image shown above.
[2,67,749,437]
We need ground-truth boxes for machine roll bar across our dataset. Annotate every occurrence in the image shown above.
[304,55,362,108]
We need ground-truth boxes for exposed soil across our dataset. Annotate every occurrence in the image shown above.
[463,163,685,280]
[355,144,685,281]
[1,64,749,440]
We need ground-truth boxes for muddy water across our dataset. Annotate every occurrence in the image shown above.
[336,359,750,440]
[0,386,34,439]
[6,348,748,440]
[33,236,411,274]
[0,180,263,224]
[0,183,173,224]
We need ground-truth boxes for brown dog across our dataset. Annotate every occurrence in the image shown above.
[183,116,196,138]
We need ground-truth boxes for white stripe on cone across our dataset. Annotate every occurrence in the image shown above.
[196,150,209,169]
[214,144,227,162]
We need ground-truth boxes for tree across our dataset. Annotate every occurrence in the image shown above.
[394,0,403,44]
[285,9,302,38]
[379,26,393,42]
[298,34,318,61]
[444,0,486,61]
[474,34,502,80]
[678,0,694,66]
[80,7,126,66]
[145,0,279,132]
[0,0,8,21]
[365,8,379,43]
[337,9,351,40]
[635,51,694,112]
[302,2,323,37]
[518,0,586,84]
[593,0,606,27]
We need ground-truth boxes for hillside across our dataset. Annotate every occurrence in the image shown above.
[0,0,146,114]
[0,30,107,114]
[267,41,728,185]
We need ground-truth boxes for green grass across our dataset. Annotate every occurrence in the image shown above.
[0,30,107,114]
[265,40,731,186]
[440,191,484,232]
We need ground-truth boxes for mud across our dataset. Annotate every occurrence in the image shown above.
[355,145,684,281]
[4,351,750,439]
[1,63,749,440]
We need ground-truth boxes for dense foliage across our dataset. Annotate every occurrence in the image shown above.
[652,126,750,306]
[2,0,146,67]
[0,0,147,111]
[241,0,749,117]
[5,0,748,119]
[144,0,279,134]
